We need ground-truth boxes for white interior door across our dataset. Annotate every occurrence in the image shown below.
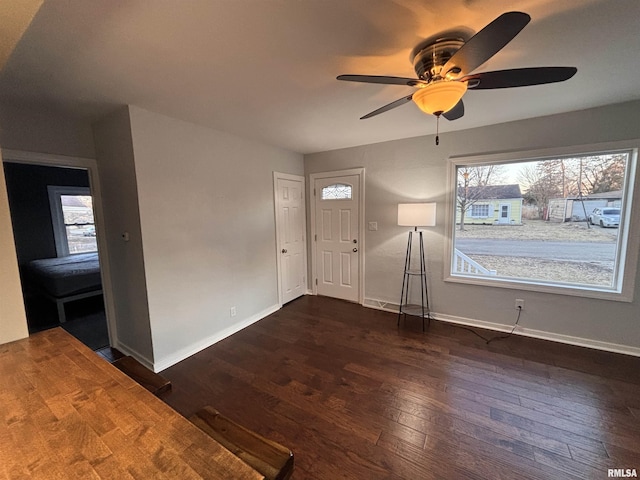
[274,173,306,305]
[314,174,360,302]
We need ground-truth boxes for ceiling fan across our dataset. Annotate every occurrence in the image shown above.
[337,11,577,143]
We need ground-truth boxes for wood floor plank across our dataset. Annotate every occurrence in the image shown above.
[161,296,640,479]
[489,407,608,456]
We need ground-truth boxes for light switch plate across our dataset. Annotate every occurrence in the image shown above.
[368,222,378,231]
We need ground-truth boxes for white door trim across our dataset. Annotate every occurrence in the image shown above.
[273,172,307,307]
[310,168,365,305]
[1,149,117,346]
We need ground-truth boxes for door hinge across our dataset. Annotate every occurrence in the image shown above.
[315,278,318,286]
[314,188,316,196]
[314,234,317,241]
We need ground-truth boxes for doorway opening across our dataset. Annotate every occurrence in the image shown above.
[3,161,109,351]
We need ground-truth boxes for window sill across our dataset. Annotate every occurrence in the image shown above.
[444,272,633,303]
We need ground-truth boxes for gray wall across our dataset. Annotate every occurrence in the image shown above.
[127,106,304,369]
[305,100,640,353]
[93,107,154,362]
[0,103,95,158]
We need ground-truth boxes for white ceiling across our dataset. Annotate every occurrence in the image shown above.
[0,0,639,154]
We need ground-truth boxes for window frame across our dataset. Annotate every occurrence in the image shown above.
[445,141,639,302]
[470,203,491,218]
[48,185,96,257]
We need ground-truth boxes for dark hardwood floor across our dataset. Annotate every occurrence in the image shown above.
[161,296,640,479]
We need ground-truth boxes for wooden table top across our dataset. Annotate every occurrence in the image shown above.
[0,328,263,480]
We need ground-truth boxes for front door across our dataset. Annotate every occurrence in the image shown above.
[498,203,511,224]
[313,173,360,302]
[274,173,306,305]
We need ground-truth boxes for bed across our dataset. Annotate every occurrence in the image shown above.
[23,252,102,323]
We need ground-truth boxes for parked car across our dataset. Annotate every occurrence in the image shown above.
[589,207,620,228]
[83,226,96,236]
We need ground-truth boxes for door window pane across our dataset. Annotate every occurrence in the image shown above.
[321,184,352,200]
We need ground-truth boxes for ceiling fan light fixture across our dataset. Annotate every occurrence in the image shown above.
[412,80,467,115]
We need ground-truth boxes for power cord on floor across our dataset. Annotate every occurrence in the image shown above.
[456,306,522,345]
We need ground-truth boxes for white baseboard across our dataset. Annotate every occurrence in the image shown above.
[113,340,155,371]
[362,297,400,313]
[152,303,281,373]
[512,326,640,358]
[363,297,640,358]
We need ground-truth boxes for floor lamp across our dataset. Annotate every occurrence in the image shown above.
[397,203,436,331]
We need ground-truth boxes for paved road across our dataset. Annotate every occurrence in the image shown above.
[455,238,616,262]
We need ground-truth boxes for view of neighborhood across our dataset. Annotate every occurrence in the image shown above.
[61,194,97,253]
[453,153,627,288]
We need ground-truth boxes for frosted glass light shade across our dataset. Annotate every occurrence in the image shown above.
[412,81,467,115]
[398,203,436,227]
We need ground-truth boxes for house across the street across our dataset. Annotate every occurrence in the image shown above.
[457,184,523,225]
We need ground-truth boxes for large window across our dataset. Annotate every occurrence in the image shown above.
[48,186,97,256]
[448,144,638,300]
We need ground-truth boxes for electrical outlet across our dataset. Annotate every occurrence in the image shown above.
[515,299,525,310]
[230,306,236,317]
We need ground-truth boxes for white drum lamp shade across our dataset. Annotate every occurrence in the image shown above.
[398,203,437,228]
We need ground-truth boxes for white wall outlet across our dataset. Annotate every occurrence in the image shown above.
[515,299,525,310]
[230,306,236,317]
[368,221,378,231]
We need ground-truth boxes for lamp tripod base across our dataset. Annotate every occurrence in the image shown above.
[398,230,431,332]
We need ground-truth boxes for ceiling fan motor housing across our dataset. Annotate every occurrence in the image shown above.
[411,38,465,81]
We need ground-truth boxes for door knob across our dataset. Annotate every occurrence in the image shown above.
[353,248,358,252]
[282,249,287,253]
[353,239,358,244]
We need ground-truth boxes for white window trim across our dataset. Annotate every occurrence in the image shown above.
[470,204,491,218]
[444,140,640,302]
[47,185,93,257]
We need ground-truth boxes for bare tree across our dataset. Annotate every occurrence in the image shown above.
[518,155,627,220]
[456,165,504,230]
[578,154,626,194]
[518,164,561,218]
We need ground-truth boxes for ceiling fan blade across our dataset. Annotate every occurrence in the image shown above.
[462,67,577,89]
[360,94,414,119]
[443,99,464,121]
[338,74,424,87]
[443,12,530,77]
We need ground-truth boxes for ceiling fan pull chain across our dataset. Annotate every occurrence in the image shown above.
[435,114,440,145]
